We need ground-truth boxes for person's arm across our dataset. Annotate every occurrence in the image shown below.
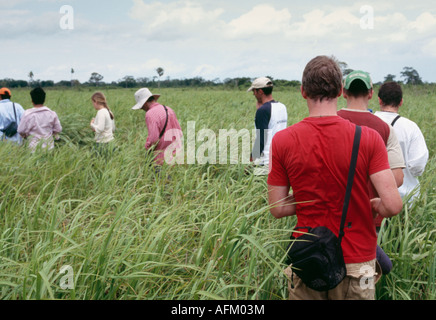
[268,185,296,219]
[53,113,62,135]
[392,168,404,188]
[17,113,31,139]
[408,128,429,177]
[90,111,104,134]
[145,113,160,150]
[386,125,405,187]
[370,169,403,218]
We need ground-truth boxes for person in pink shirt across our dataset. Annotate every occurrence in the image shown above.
[17,87,62,152]
[132,88,182,165]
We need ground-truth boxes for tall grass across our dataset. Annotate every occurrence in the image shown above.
[0,86,434,300]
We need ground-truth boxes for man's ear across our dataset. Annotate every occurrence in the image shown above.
[300,86,307,100]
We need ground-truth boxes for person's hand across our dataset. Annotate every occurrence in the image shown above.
[370,198,381,219]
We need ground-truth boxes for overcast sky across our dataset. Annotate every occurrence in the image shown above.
[1,0,435,83]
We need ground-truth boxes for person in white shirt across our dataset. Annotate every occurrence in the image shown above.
[90,92,115,153]
[0,87,25,144]
[375,82,429,203]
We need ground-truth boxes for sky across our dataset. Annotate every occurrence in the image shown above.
[1,0,436,84]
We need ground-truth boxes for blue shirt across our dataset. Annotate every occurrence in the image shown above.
[0,99,25,144]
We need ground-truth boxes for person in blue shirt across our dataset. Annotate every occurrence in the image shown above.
[0,88,25,144]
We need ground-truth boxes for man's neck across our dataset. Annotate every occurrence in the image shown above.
[307,98,338,117]
[260,95,274,105]
[380,105,399,113]
[345,97,369,111]
[33,104,44,108]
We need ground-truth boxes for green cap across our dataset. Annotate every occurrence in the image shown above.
[343,70,373,90]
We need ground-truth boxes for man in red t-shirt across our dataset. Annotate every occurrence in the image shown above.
[267,56,403,300]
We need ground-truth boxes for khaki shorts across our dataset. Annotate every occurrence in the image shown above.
[284,259,380,300]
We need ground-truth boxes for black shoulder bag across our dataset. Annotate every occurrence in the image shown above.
[2,103,18,138]
[286,125,362,292]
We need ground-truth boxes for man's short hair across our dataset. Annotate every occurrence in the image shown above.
[302,56,343,101]
[378,82,403,108]
[30,87,46,105]
[258,86,273,96]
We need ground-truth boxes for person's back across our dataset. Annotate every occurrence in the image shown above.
[267,56,402,300]
[17,87,62,151]
[375,82,429,202]
[0,88,25,144]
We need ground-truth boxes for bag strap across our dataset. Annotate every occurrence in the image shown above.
[159,105,169,140]
[338,125,361,244]
[391,115,401,127]
[13,103,17,122]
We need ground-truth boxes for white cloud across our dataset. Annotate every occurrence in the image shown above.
[130,0,224,40]
[409,12,436,34]
[224,5,292,38]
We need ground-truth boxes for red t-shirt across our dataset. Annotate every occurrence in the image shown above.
[267,116,390,264]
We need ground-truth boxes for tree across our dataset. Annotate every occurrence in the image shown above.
[28,71,34,87]
[89,72,104,86]
[400,67,423,85]
[337,61,353,77]
[156,67,164,88]
[71,68,75,87]
[384,74,396,82]
[119,75,136,88]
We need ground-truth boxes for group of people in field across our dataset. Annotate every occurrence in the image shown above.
[0,55,429,300]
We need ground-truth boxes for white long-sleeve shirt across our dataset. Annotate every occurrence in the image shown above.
[91,108,115,143]
[375,111,429,201]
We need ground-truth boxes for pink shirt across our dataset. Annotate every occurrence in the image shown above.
[145,102,182,164]
[17,106,62,151]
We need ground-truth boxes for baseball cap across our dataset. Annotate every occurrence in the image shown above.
[343,70,373,90]
[0,88,11,96]
[132,88,161,110]
[247,77,273,92]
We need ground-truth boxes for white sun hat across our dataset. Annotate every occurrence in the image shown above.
[132,88,161,110]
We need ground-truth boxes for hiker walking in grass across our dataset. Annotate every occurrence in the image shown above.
[375,82,429,204]
[247,77,287,175]
[338,70,406,276]
[131,88,182,165]
[90,92,115,154]
[267,56,402,300]
[17,87,62,152]
[0,87,25,144]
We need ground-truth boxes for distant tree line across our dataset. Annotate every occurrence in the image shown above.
[0,75,302,90]
[0,66,430,90]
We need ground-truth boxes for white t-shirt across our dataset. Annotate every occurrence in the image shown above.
[252,100,288,166]
[375,111,429,201]
[91,108,115,143]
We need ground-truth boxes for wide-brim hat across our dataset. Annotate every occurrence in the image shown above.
[132,88,161,110]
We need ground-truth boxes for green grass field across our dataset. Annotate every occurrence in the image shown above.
[0,86,435,300]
